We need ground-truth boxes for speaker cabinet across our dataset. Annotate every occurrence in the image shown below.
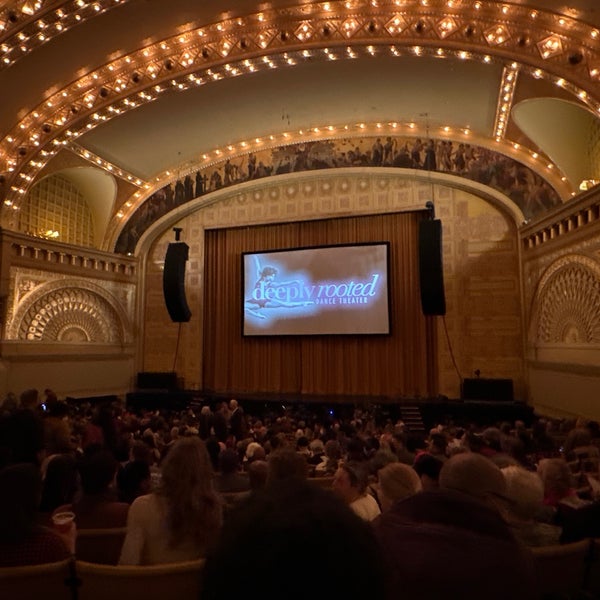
[136,371,178,390]
[462,378,514,402]
[163,242,192,322]
[418,219,446,316]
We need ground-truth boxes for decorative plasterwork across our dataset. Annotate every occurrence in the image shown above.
[530,254,600,344]
[2,1,600,218]
[6,272,133,343]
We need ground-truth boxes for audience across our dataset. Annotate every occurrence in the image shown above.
[5,387,600,597]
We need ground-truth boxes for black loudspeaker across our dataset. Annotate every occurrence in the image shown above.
[462,378,514,402]
[163,242,192,322]
[136,371,178,390]
[418,218,446,316]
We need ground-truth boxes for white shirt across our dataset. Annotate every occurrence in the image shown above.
[350,493,381,521]
[119,493,203,565]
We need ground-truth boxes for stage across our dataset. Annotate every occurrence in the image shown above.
[119,389,536,432]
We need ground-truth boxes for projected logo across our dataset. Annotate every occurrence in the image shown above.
[244,256,383,324]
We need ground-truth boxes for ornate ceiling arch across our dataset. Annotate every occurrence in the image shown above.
[1,1,600,248]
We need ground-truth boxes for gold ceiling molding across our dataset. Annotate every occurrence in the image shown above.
[1,0,599,216]
[0,0,134,70]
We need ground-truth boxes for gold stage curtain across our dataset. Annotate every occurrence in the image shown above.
[202,212,437,399]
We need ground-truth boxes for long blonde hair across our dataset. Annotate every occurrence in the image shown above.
[157,436,223,548]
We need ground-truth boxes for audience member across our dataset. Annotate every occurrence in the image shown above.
[0,408,45,469]
[54,447,129,529]
[119,436,222,565]
[267,448,309,484]
[201,480,387,600]
[332,461,381,521]
[117,460,152,504]
[412,452,443,491]
[0,463,70,566]
[501,465,561,546]
[247,459,268,492]
[314,439,342,475]
[215,448,250,493]
[372,453,538,599]
[39,453,80,515]
[376,462,422,512]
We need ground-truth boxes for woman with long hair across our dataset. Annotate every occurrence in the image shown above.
[119,437,223,565]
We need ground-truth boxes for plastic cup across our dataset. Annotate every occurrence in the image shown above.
[52,511,75,534]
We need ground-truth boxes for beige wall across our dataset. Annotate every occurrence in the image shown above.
[0,230,137,401]
[521,189,600,420]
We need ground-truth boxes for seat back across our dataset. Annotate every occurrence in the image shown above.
[584,538,600,596]
[76,527,127,565]
[0,558,74,600]
[308,476,334,489]
[76,558,205,600]
[531,538,591,598]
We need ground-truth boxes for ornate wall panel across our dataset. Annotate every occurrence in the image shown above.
[6,268,134,344]
[531,256,600,345]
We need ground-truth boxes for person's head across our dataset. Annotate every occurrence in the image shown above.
[428,432,448,456]
[245,441,266,463]
[501,465,545,522]
[201,480,386,600]
[0,408,45,469]
[377,462,422,512]
[267,449,309,484]
[158,437,222,546]
[78,448,119,496]
[40,453,79,512]
[19,389,39,410]
[439,452,508,515]
[218,448,240,474]
[117,460,151,504]
[324,439,342,460]
[537,458,575,503]
[130,440,153,465]
[412,452,443,491]
[564,427,592,454]
[0,463,43,543]
[332,461,368,504]
[247,460,268,491]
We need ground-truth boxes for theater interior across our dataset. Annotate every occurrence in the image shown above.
[1,0,600,420]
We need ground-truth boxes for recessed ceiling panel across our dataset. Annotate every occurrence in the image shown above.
[80,56,502,179]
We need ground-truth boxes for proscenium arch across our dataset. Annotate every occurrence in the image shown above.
[134,168,526,259]
[2,1,599,220]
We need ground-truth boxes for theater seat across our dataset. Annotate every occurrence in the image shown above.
[76,527,127,565]
[0,558,74,600]
[75,558,205,600]
[530,538,591,599]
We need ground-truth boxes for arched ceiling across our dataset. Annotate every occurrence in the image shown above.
[1,0,600,250]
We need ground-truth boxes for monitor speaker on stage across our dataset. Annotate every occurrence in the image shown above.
[462,378,514,402]
[418,211,446,316]
[163,228,191,323]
